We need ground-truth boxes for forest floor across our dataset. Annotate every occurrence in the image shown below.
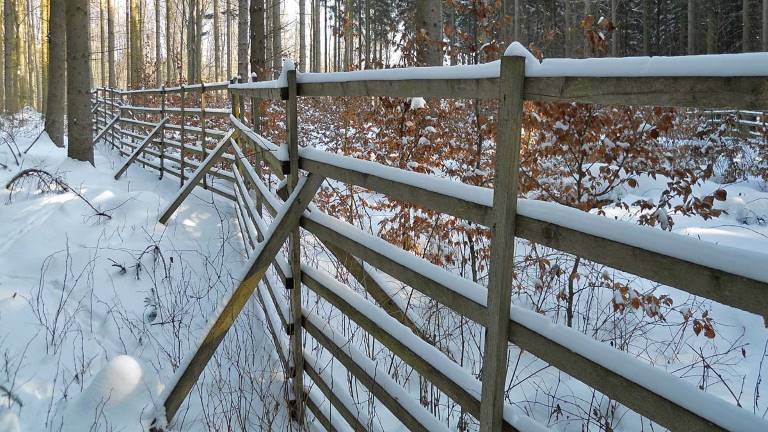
[0,112,289,432]
[0,110,767,431]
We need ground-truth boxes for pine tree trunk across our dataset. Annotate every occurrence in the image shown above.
[41,0,49,111]
[129,0,142,87]
[763,0,768,51]
[743,0,752,52]
[226,0,232,79]
[155,0,161,85]
[343,0,351,69]
[250,0,265,78]
[643,0,651,55]
[237,0,248,78]
[45,0,65,147]
[107,0,115,87]
[687,0,695,54]
[414,0,442,66]
[66,0,94,163]
[100,0,106,86]
[214,0,221,80]
[312,0,320,71]
[272,0,280,76]
[299,0,306,71]
[3,0,17,113]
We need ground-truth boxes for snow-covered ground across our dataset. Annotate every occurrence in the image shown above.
[0,112,288,431]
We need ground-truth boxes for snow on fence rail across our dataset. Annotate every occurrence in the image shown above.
[91,45,768,432]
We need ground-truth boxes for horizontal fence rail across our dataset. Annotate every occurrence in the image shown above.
[91,49,768,432]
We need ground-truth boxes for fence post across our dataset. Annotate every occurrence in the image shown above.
[160,86,166,179]
[478,54,526,432]
[285,64,305,424]
[200,84,208,190]
[110,89,116,149]
[251,73,264,224]
[180,84,186,186]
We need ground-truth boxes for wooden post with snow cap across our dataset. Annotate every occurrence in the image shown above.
[159,86,166,179]
[479,54,526,432]
[285,61,306,424]
[200,83,208,189]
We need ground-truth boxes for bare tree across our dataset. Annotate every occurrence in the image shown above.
[155,0,161,85]
[312,0,320,71]
[66,0,94,163]
[250,0,266,78]
[107,0,116,87]
[688,0,695,54]
[214,0,221,80]
[743,0,752,52]
[763,0,768,51]
[129,0,143,87]
[299,0,306,71]
[45,0,65,147]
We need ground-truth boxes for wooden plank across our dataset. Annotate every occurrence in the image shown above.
[297,78,499,100]
[524,76,768,110]
[160,173,324,423]
[323,243,425,339]
[479,55,525,432]
[301,213,487,324]
[302,268,521,432]
[93,116,120,144]
[158,130,237,224]
[228,86,284,100]
[506,320,725,432]
[113,118,169,179]
[300,155,492,225]
[303,315,433,432]
[515,215,768,319]
[303,360,369,432]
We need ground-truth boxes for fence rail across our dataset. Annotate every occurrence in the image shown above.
[91,51,768,432]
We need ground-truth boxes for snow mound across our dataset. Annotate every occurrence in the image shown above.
[57,355,161,432]
[0,408,20,432]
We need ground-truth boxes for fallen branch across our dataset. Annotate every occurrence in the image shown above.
[5,168,112,219]
[23,129,46,154]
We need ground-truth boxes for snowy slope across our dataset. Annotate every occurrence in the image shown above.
[0,113,287,431]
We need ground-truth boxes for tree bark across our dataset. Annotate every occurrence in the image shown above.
[272,0,281,76]
[610,0,618,56]
[414,0,442,66]
[299,0,306,71]
[214,0,221,81]
[129,0,142,87]
[237,0,248,78]
[343,0,351,69]
[312,0,320,71]
[226,0,232,79]
[45,0,65,147]
[250,0,265,78]
[687,0,695,54]
[763,0,768,51]
[706,0,717,54]
[107,0,115,87]
[642,0,651,55]
[3,0,17,113]
[41,0,49,111]
[154,0,161,85]
[743,0,752,52]
[66,0,94,163]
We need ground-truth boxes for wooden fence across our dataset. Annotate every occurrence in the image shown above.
[91,53,768,432]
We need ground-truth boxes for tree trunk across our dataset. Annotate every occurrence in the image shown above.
[226,0,232,79]
[100,0,106,86]
[564,0,572,56]
[312,0,320,71]
[66,0,94,163]
[414,0,442,66]
[687,0,695,54]
[343,0,351,69]
[45,0,65,147]
[272,0,281,76]
[154,0,161,85]
[583,0,591,57]
[165,0,172,82]
[107,0,115,87]
[129,0,142,87]
[214,0,221,80]
[250,0,266,78]
[610,0,618,56]
[642,0,651,55]
[299,0,306,71]
[187,0,198,82]
[744,0,752,52]
[763,0,768,51]
[41,0,49,110]
[707,0,717,54]
[3,0,17,113]
[237,0,248,78]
